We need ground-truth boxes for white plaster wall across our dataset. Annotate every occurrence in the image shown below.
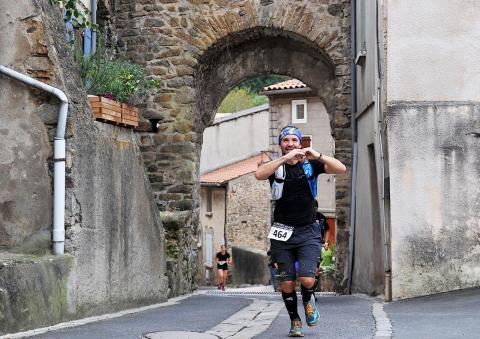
[387,0,480,101]
[388,104,480,300]
[386,0,480,300]
[200,106,270,174]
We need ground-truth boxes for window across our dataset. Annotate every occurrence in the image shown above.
[301,135,312,149]
[292,99,307,123]
[206,188,213,216]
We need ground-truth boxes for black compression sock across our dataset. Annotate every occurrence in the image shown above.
[301,284,316,303]
[281,291,300,321]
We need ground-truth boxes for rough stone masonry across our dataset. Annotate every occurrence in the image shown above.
[110,0,353,292]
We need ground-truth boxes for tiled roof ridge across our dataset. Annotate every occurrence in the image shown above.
[200,153,271,184]
[263,78,308,91]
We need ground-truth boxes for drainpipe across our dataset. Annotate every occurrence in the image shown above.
[0,65,68,255]
[91,0,97,54]
[224,185,228,246]
[347,0,358,294]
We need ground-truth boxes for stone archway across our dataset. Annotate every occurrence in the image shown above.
[194,27,351,291]
[115,0,351,294]
[194,28,336,129]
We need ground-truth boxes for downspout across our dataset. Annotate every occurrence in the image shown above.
[0,65,68,255]
[224,185,228,246]
[91,0,97,54]
[347,0,358,294]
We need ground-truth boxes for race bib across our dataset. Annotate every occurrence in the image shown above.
[268,222,294,241]
[218,260,226,265]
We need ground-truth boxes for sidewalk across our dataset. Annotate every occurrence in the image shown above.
[385,287,480,339]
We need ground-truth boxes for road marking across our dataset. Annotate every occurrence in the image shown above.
[206,298,283,338]
[143,298,284,339]
[372,303,392,339]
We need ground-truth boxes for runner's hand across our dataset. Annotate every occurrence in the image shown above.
[283,149,305,161]
[302,147,321,160]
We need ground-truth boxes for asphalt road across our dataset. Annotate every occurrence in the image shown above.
[9,287,480,339]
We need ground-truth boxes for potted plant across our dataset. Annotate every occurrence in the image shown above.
[75,34,159,128]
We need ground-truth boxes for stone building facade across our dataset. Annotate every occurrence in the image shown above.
[264,79,336,214]
[111,0,353,293]
[226,172,271,252]
[199,154,271,285]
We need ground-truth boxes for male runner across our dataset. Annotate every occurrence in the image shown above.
[255,126,346,337]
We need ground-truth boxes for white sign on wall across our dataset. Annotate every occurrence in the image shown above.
[205,232,213,267]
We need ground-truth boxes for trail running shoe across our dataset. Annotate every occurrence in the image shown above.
[288,319,304,337]
[303,295,319,327]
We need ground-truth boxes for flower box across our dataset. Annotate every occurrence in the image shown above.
[121,103,139,128]
[88,95,139,128]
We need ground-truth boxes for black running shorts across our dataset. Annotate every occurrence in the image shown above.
[269,222,321,281]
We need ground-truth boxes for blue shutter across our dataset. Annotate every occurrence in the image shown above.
[83,28,92,56]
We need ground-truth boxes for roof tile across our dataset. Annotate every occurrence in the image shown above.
[263,79,308,91]
[200,153,271,184]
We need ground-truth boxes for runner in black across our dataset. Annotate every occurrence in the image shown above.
[255,126,346,337]
[215,245,231,291]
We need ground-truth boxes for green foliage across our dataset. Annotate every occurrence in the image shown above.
[217,88,257,113]
[217,74,288,113]
[74,34,159,104]
[241,74,289,93]
[50,0,98,30]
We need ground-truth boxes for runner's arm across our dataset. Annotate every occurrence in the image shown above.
[303,147,346,175]
[321,154,346,174]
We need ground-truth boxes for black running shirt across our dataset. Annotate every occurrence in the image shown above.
[268,160,325,227]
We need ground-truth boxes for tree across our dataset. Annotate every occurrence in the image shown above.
[217,74,289,113]
[217,88,257,113]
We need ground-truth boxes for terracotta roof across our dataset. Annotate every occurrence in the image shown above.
[263,79,308,91]
[200,153,272,185]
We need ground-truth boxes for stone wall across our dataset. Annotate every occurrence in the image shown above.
[231,246,270,286]
[227,173,271,252]
[0,0,166,332]
[113,0,352,293]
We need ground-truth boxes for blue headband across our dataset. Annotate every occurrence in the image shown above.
[278,127,302,144]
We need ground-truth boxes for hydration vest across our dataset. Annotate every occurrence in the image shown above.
[271,161,317,200]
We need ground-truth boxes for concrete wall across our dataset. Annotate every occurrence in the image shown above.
[231,246,270,286]
[269,95,336,211]
[386,0,480,299]
[387,0,480,102]
[200,105,270,174]
[0,1,166,332]
[226,173,271,252]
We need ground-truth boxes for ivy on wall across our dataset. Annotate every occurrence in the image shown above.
[50,0,97,30]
